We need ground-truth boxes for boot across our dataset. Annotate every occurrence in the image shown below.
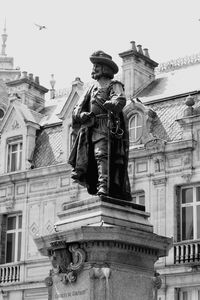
[96,158,108,196]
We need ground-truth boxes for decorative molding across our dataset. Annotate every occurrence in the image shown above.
[5,197,15,211]
[29,222,40,237]
[152,177,167,186]
[89,267,111,280]
[1,290,8,299]
[156,52,200,73]
[11,120,20,130]
[45,220,54,234]
[153,156,165,172]
[181,172,193,183]
[145,138,166,153]
[47,241,86,286]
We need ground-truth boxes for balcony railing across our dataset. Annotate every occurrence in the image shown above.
[0,263,21,284]
[174,240,200,264]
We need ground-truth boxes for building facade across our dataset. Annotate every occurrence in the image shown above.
[0,30,200,299]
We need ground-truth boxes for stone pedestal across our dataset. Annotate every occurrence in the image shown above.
[35,196,172,300]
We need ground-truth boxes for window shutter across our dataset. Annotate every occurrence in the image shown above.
[0,214,7,264]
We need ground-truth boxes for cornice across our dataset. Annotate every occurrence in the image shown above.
[129,139,196,159]
[0,163,70,184]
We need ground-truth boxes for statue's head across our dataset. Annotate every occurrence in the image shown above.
[90,50,118,80]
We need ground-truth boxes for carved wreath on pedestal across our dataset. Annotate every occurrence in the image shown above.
[45,241,86,286]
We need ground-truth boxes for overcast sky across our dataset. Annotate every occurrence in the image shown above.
[1,0,200,92]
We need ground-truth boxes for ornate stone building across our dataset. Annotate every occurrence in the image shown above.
[0,29,200,299]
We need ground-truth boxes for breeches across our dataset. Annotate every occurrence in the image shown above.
[93,138,108,161]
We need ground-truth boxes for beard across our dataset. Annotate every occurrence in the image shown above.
[91,71,102,80]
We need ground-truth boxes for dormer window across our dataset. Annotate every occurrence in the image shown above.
[7,137,23,172]
[129,113,143,145]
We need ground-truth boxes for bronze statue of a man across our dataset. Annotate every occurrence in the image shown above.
[68,50,131,201]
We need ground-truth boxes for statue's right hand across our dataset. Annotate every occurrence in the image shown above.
[80,112,93,123]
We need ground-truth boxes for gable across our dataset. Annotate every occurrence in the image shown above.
[1,106,25,135]
[58,89,84,121]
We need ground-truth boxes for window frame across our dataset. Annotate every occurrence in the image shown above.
[129,113,143,145]
[132,191,145,207]
[5,213,22,263]
[180,185,200,241]
[6,136,23,173]
[179,286,200,299]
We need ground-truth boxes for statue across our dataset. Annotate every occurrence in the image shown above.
[68,50,131,201]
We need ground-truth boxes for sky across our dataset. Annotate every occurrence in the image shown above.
[1,0,200,92]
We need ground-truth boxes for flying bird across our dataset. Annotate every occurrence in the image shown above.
[34,23,47,30]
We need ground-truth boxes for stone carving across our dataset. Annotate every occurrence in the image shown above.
[5,197,15,211]
[11,120,20,130]
[69,244,86,271]
[47,241,86,285]
[145,138,166,153]
[154,157,164,172]
[152,177,167,186]
[89,267,111,280]
[152,272,162,300]
[181,173,193,183]
[44,272,53,287]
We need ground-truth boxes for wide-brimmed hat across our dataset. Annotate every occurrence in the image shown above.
[90,50,119,74]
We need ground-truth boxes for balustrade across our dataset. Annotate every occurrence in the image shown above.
[0,263,21,284]
[174,240,200,264]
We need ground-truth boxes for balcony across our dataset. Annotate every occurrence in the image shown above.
[0,262,22,285]
[174,240,200,264]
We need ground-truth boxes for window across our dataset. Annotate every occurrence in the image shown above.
[179,287,200,300]
[129,113,143,144]
[132,191,145,207]
[6,214,22,263]
[180,186,200,241]
[7,138,23,172]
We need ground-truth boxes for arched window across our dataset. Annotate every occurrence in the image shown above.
[129,113,143,144]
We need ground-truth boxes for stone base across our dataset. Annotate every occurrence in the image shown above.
[35,196,172,300]
[55,195,153,233]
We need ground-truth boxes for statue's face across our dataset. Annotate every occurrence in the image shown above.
[91,63,103,80]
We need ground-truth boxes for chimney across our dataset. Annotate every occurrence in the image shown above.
[28,73,34,81]
[137,45,143,55]
[35,76,40,85]
[22,71,28,78]
[119,41,158,99]
[7,70,48,112]
[72,77,84,91]
[50,74,56,99]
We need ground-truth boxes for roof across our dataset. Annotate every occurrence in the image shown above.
[138,61,200,103]
[32,125,63,168]
[39,90,71,126]
[149,97,186,142]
